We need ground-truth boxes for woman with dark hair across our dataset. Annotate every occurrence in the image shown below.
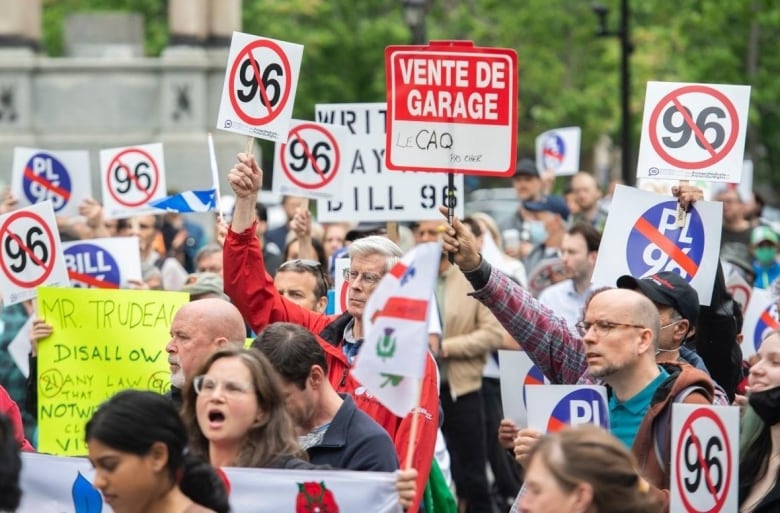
[85,390,229,513]
[0,414,22,512]
[739,330,780,513]
[518,425,661,513]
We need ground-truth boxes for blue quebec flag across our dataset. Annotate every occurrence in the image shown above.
[149,188,216,213]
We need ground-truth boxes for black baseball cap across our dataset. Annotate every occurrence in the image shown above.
[513,158,540,178]
[522,195,570,221]
[616,271,699,326]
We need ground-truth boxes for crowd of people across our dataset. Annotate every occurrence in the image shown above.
[1,152,780,513]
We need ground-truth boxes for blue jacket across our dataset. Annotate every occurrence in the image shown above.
[307,394,399,472]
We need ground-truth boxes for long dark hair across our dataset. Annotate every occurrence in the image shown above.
[182,348,306,468]
[86,390,230,513]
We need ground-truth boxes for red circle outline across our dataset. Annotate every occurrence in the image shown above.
[339,281,349,313]
[281,123,341,190]
[106,148,161,207]
[674,408,732,513]
[648,85,739,170]
[0,210,58,287]
[228,39,293,126]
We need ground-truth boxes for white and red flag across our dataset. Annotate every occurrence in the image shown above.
[352,241,441,416]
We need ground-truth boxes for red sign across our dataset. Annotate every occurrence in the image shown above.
[385,41,518,176]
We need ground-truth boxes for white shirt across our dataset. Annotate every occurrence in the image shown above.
[537,279,597,330]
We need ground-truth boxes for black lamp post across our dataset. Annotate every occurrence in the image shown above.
[593,1,633,187]
[401,0,428,45]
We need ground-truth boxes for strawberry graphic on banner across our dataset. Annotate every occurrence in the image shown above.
[352,241,441,416]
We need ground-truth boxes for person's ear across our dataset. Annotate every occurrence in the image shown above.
[316,295,328,313]
[570,481,594,513]
[309,365,325,389]
[149,441,169,474]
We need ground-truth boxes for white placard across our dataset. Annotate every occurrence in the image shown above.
[99,143,167,219]
[62,237,142,289]
[670,404,739,513]
[333,257,350,315]
[741,287,778,359]
[10,147,92,217]
[216,31,303,143]
[498,349,549,427]
[535,126,581,176]
[0,201,69,305]
[272,119,351,199]
[315,103,464,222]
[526,384,609,433]
[637,81,751,183]
[592,185,722,305]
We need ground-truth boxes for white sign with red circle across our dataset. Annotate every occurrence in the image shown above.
[637,81,750,183]
[0,201,69,305]
[333,257,350,315]
[670,404,739,513]
[385,42,518,176]
[99,143,167,219]
[272,119,351,200]
[217,31,303,143]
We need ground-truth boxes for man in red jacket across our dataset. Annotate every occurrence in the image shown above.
[223,152,439,512]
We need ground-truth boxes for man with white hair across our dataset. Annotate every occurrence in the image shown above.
[223,153,439,513]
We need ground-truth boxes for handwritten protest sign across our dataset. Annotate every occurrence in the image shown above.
[36,287,188,456]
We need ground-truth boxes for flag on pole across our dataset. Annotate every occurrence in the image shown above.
[352,241,441,416]
[149,188,216,213]
[207,132,224,217]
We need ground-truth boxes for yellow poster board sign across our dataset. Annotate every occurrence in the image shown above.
[36,287,188,456]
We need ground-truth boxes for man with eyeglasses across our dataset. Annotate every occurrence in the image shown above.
[223,153,439,513]
[437,206,715,509]
[274,259,329,313]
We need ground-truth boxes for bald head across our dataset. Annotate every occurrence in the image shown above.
[166,298,247,388]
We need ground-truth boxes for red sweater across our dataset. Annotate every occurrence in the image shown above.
[0,385,33,451]
[224,223,438,512]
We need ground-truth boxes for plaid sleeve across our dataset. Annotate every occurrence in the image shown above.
[469,266,587,384]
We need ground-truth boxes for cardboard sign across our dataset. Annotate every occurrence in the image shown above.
[385,42,518,176]
[272,119,351,199]
[0,201,69,305]
[637,81,750,183]
[315,103,464,222]
[498,350,550,427]
[592,185,722,305]
[535,127,581,176]
[62,237,142,289]
[36,287,188,455]
[526,384,609,433]
[216,31,303,143]
[99,143,167,219]
[670,404,739,513]
[10,147,92,217]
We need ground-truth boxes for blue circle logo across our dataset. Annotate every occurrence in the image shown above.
[547,388,608,432]
[753,304,780,353]
[627,201,704,281]
[64,243,121,288]
[22,153,72,212]
[541,133,566,170]
[522,365,546,407]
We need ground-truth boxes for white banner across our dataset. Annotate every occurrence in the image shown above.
[535,126,581,176]
[19,452,402,513]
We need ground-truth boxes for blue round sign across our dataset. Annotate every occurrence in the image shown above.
[541,133,566,171]
[522,364,546,407]
[627,201,704,281]
[547,388,608,432]
[64,243,121,288]
[22,152,72,212]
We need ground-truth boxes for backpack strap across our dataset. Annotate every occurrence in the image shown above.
[653,385,709,474]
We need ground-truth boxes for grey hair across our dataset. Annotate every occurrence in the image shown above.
[347,235,403,271]
[195,242,223,264]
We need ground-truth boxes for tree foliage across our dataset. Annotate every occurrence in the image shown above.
[40,0,780,197]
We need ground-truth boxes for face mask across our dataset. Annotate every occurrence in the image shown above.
[755,246,778,266]
[749,386,780,426]
[527,220,548,245]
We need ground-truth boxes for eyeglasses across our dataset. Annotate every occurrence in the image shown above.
[574,320,646,337]
[343,268,385,286]
[192,375,252,397]
[279,259,330,291]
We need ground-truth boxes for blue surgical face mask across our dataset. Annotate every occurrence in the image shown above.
[527,220,548,245]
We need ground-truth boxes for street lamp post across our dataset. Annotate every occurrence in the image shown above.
[401,0,428,45]
[593,1,633,187]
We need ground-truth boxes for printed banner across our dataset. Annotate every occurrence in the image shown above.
[18,452,403,513]
[36,287,188,455]
[526,384,609,433]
